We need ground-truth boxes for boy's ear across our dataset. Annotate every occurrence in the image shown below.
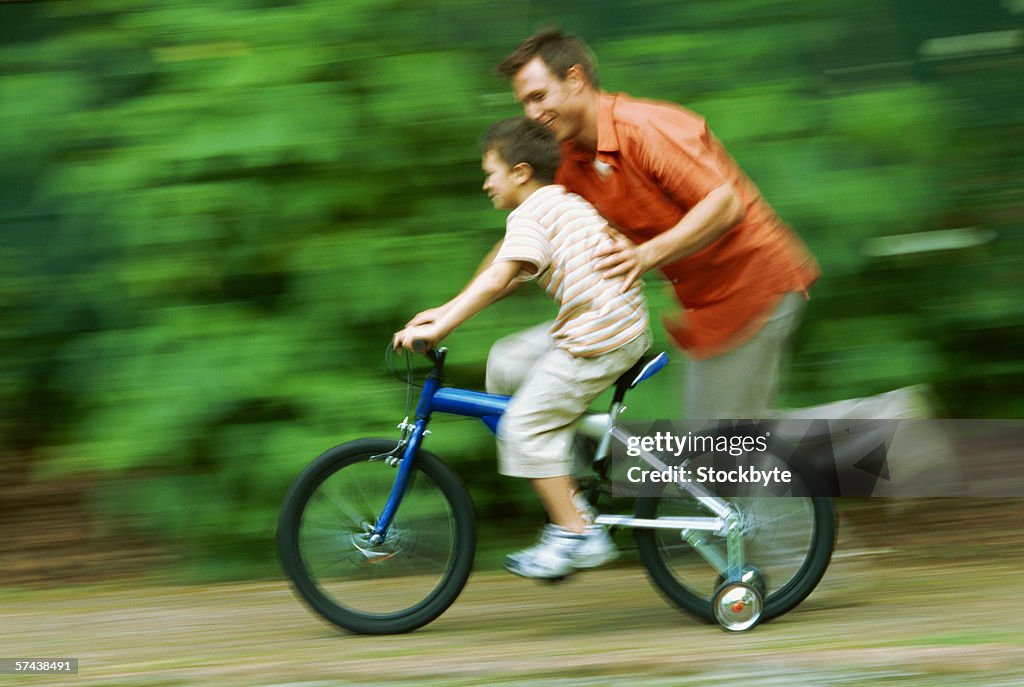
[511,161,534,184]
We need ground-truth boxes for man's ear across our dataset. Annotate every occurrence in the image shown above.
[512,161,534,184]
[565,64,588,92]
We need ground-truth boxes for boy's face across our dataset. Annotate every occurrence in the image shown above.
[482,150,525,210]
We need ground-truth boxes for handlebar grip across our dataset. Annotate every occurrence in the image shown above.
[411,339,427,353]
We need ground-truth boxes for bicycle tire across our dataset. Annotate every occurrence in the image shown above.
[635,485,834,624]
[277,438,476,634]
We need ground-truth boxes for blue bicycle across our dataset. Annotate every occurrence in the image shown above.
[277,345,835,634]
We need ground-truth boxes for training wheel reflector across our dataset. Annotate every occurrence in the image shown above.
[712,582,763,632]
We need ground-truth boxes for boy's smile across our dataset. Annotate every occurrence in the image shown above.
[482,150,527,210]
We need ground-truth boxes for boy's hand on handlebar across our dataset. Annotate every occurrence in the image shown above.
[393,323,443,353]
[405,306,446,328]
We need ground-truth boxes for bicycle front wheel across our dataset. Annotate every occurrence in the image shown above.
[635,490,834,624]
[277,439,475,634]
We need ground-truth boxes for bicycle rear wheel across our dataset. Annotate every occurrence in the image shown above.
[277,439,475,634]
[634,468,834,624]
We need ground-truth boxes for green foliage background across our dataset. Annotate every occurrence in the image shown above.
[1,0,1021,577]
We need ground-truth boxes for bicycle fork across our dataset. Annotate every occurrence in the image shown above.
[368,369,444,545]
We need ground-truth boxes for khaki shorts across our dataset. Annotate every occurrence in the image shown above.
[487,326,650,479]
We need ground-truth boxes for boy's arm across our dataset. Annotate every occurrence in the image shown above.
[404,240,520,328]
[474,240,503,277]
[394,259,530,351]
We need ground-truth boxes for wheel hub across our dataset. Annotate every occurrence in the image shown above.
[351,524,402,562]
[713,582,763,632]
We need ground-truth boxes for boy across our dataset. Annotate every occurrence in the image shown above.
[393,117,650,579]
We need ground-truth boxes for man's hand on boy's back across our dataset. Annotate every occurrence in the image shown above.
[594,226,649,293]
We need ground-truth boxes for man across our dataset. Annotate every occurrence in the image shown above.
[495,28,820,419]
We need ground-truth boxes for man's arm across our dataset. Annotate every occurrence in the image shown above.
[594,182,745,291]
[394,259,528,351]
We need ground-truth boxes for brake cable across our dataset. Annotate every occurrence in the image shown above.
[379,344,420,463]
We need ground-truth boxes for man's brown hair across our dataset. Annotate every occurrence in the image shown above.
[496,28,600,89]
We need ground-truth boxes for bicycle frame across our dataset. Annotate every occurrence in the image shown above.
[371,347,746,580]
[371,381,509,542]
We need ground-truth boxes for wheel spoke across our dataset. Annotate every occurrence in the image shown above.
[278,443,475,633]
[635,489,834,623]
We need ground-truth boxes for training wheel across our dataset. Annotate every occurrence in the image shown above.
[715,565,767,600]
[712,581,763,632]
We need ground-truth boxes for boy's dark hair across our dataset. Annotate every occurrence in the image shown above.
[497,27,600,89]
[480,117,561,184]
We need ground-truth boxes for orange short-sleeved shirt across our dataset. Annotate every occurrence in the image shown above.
[555,92,820,359]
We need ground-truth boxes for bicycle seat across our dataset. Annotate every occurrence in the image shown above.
[612,351,670,401]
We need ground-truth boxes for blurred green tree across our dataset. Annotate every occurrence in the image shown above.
[0,0,1020,576]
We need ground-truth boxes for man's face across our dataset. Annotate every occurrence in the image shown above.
[512,57,582,142]
[482,150,522,210]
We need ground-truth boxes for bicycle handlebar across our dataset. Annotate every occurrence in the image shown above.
[405,339,444,370]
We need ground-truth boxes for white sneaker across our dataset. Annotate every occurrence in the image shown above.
[572,525,618,569]
[504,524,617,579]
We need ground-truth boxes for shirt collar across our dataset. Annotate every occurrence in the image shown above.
[510,184,565,218]
[596,92,620,153]
[564,92,619,163]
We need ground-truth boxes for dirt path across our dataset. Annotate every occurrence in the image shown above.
[2,503,1023,687]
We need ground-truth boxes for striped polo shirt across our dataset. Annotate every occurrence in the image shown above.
[494,184,649,357]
